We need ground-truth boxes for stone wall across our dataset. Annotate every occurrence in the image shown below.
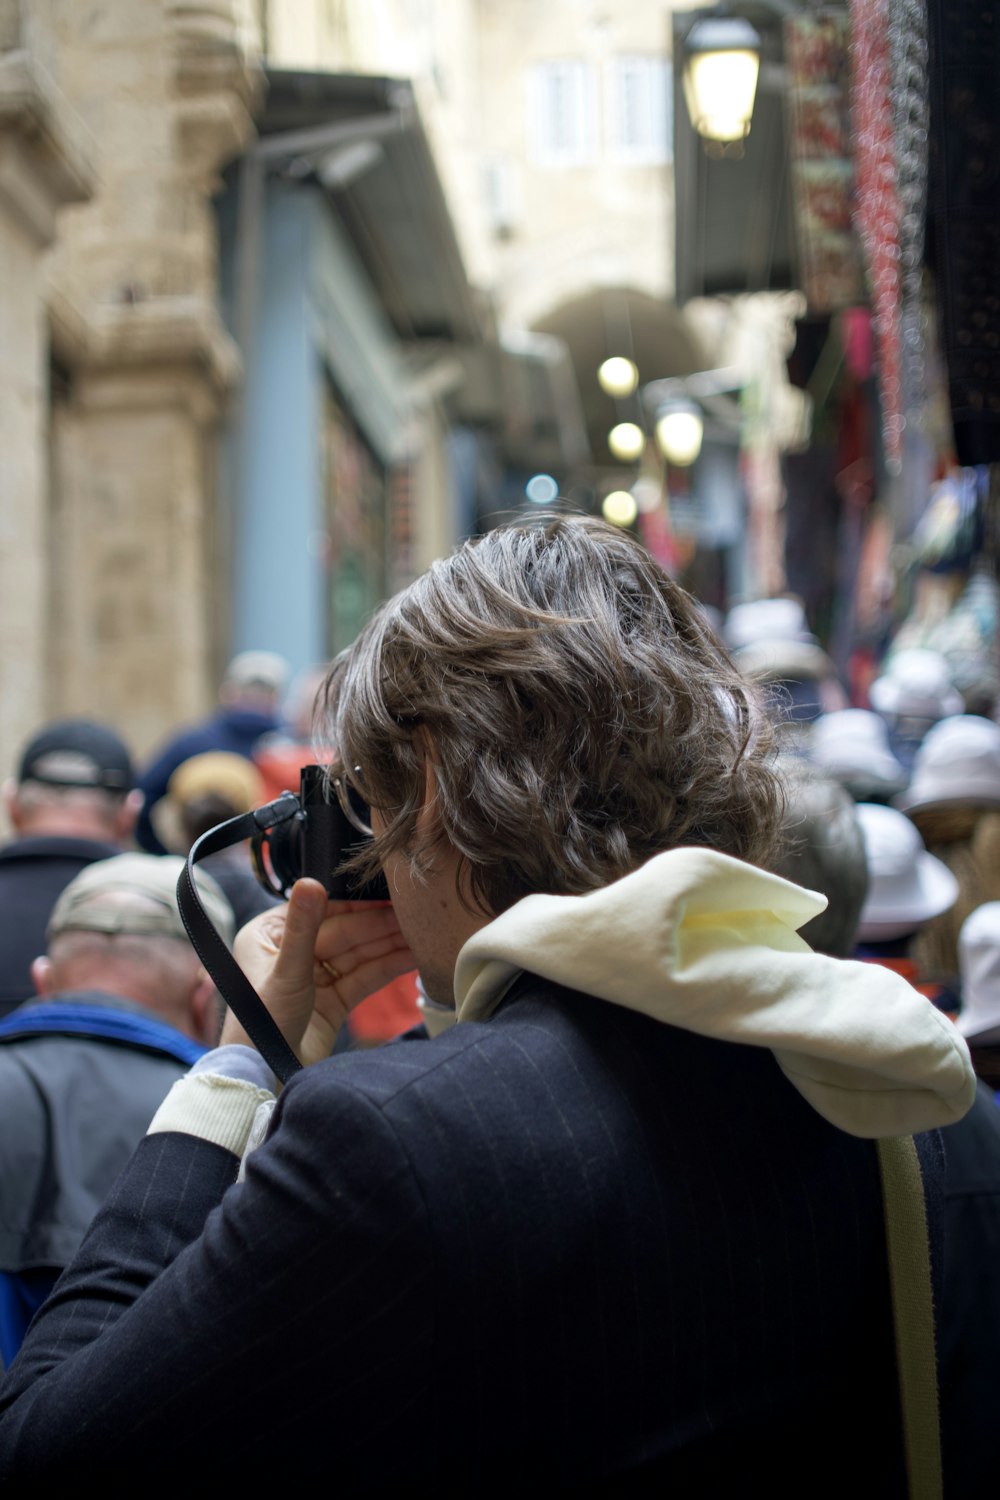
[0,17,94,790]
[0,0,262,794]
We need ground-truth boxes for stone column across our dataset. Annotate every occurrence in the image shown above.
[40,0,262,759]
[48,307,241,755]
[0,39,93,786]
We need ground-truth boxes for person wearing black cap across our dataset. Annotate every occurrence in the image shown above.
[0,720,142,1018]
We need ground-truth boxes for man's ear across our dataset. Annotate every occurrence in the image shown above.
[114,789,144,846]
[414,731,442,838]
[3,779,25,835]
[189,969,223,1047]
[31,956,57,997]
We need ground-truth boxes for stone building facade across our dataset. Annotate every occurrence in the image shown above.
[0,0,798,794]
[0,0,567,790]
[0,0,261,783]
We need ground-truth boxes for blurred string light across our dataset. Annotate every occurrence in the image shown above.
[608,422,645,462]
[597,356,639,398]
[525,473,559,504]
[602,490,639,527]
[655,401,703,466]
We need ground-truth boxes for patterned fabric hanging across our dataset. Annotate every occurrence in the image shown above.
[925,0,1000,466]
[889,0,930,437]
[850,0,905,471]
[785,11,865,314]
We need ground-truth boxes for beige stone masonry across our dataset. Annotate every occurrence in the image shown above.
[0,2,265,800]
[48,317,237,756]
[0,50,95,241]
[0,42,95,798]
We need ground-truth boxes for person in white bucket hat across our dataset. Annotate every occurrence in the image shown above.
[869,647,964,722]
[724,597,845,725]
[808,709,907,804]
[855,803,959,946]
[893,716,1000,1010]
[896,715,1000,827]
[957,902,1000,1055]
[869,647,964,773]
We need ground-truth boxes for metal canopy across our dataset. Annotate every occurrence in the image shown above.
[260,68,484,346]
[257,69,590,470]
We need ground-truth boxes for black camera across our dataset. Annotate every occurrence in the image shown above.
[249,765,389,902]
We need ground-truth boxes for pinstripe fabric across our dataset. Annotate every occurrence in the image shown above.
[0,974,927,1490]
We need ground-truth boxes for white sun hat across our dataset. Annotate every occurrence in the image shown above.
[869,648,964,722]
[957,902,1000,1045]
[896,714,1000,817]
[725,597,812,651]
[809,710,907,797]
[724,597,833,680]
[855,802,959,941]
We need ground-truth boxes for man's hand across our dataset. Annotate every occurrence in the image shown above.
[221,880,416,1066]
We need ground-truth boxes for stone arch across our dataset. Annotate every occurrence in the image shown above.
[531,286,709,467]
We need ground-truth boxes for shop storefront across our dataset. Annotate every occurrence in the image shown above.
[674,2,1000,713]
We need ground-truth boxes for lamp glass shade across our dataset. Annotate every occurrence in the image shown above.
[597,356,639,397]
[655,406,704,465]
[608,422,646,461]
[683,37,760,143]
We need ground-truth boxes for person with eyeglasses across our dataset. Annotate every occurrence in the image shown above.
[0,517,975,1490]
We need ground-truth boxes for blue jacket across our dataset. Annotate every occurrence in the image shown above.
[0,991,204,1366]
[135,707,282,854]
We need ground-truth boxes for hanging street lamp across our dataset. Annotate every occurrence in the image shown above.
[682,15,762,151]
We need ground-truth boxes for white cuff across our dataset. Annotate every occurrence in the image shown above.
[147,1072,276,1156]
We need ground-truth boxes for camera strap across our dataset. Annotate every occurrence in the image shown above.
[176,797,305,1085]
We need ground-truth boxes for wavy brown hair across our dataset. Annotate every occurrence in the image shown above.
[322,514,784,915]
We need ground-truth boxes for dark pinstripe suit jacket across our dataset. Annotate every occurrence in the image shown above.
[0,973,921,1491]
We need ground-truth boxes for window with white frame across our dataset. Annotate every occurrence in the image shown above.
[528,60,597,167]
[607,55,672,165]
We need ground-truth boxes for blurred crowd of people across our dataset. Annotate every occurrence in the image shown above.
[725,591,1000,1051]
[0,567,997,1485]
[0,650,423,1368]
[726,591,1000,1492]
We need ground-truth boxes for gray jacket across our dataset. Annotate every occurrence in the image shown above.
[0,991,197,1271]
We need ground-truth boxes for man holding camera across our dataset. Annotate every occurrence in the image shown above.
[0,517,974,1488]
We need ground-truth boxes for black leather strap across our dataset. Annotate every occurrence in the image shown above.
[176,798,304,1085]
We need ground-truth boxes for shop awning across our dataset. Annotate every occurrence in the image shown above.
[259,69,483,346]
[250,69,587,469]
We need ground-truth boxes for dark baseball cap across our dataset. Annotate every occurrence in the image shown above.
[18,719,135,793]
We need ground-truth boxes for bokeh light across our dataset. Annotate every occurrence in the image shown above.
[525,473,559,504]
[597,356,639,398]
[602,490,639,527]
[608,422,645,461]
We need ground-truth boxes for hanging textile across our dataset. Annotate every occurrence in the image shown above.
[925,0,1000,465]
[889,0,931,439]
[850,0,905,471]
